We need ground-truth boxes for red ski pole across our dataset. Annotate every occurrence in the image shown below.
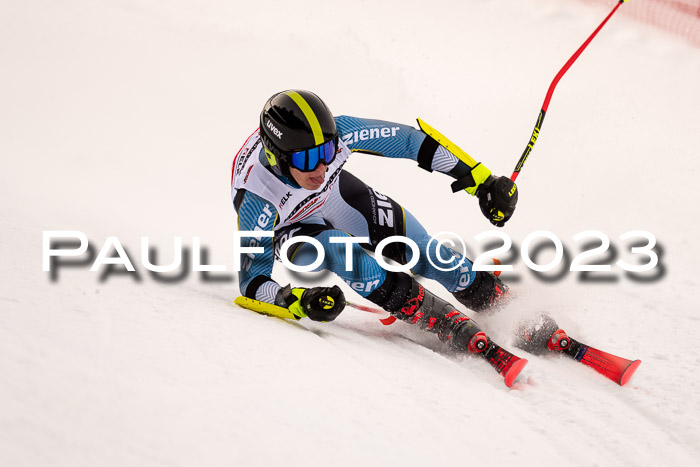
[347,301,397,325]
[511,0,630,182]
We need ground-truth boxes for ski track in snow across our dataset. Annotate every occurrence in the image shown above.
[2,0,700,465]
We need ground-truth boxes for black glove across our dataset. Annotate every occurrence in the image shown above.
[476,175,518,227]
[279,284,346,322]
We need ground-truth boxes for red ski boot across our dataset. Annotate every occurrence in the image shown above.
[515,313,641,386]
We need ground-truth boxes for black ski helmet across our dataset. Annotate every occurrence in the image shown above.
[259,90,337,177]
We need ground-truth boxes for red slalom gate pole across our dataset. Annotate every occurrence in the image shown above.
[510,0,630,182]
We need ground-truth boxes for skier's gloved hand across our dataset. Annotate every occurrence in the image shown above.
[278,284,346,322]
[476,175,518,227]
[450,162,492,196]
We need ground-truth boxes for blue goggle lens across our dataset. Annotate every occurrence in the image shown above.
[289,138,337,172]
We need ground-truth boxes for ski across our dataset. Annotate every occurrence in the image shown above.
[481,340,529,388]
[517,313,641,386]
[562,337,641,386]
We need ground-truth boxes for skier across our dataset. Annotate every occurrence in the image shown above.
[232,89,526,381]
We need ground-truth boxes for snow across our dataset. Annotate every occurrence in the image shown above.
[2,0,700,465]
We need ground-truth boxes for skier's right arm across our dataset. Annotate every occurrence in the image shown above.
[234,189,280,304]
[234,189,346,321]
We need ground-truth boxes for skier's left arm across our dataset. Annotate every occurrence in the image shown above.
[336,115,517,227]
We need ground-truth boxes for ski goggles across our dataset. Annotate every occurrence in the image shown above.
[287,137,338,172]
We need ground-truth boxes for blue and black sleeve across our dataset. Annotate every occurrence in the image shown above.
[335,115,473,180]
[233,188,281,303]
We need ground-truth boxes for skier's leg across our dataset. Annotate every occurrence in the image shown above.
[364,269,529,389]
[322,170,509,312]
[365,270,491,353]
[277,223,489,353]
[283,226,527,385]
[281,225,387,298]
[403,208,509,312]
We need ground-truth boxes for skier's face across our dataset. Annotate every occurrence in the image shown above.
[290,163,327,190]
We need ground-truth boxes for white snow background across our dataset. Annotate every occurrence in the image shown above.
[2,0,700,465]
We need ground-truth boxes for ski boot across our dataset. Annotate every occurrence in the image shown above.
[367,272,527,387]
[514,313,570,355]
[514,313,641,386]
[452,271,510,313]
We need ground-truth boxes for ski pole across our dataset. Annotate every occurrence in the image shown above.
[347,301,397,325]
[510,0,630,182]
[346,301,383,314]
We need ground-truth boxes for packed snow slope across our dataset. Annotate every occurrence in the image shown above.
[2,0,700,465]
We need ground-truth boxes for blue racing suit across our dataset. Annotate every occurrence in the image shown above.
[231,116,480,306]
